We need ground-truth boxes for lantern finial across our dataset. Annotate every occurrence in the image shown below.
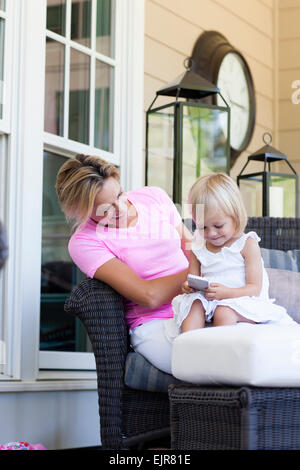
[263,132,272,146]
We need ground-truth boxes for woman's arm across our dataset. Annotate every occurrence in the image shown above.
[205,237,262,300]
[94,258,188,309]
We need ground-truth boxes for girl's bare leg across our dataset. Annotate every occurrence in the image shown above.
[213,305,256,327]
[181,300,206,333]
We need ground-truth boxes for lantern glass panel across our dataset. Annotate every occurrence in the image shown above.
[146,106,174,199]
[239,176,263,217]
[181,104,229,216]
[269,175,296,217]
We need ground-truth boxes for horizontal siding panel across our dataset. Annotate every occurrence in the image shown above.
[256,93,274,129]
[145,1,203,57]
[151,0,273,68]
[145,39,273,102]
[279,0,300,9]
[279,39,300,69]
[144,73,167,110]
[144,36,186,83]
[279,129,300,159]
[261,0,273,8]
[212,0,273,38]
[278,100,300,130]
[246,55,274,99]
[279,8,300,39]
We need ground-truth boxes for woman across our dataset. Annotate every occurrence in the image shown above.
[56,154,192,374]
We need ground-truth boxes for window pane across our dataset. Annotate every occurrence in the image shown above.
[146,107,175,200]
[94,60,113,151]
[96,0,115,57]
[0,19,4,120]
[40,151,90,352]
[69,48,90,144]
[71,0,91,48]
[44,38,65,136]
[182,105,228,214]
[269,175,297,217]
[0,0,6,12]
[239,177,263,217]
[46,0,66,36]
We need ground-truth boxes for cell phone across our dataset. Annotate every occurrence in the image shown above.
[187,274,210,291]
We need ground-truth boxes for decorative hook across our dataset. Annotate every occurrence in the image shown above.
[184,57,193,71]
[263,132,272,145]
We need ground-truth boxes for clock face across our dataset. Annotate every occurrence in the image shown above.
[216,52,251,151]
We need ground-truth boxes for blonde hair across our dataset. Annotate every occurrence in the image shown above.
[56,154,120,228]
[188,173,248,234]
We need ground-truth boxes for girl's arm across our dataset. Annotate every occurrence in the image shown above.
[94,258,188,310]
[181,251,202,294]
[205,237,262,300]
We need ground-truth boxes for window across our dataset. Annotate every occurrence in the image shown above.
[40,0,121,370]
[40,150,92,356]
[44,0,115,156]
[0,0,143,379]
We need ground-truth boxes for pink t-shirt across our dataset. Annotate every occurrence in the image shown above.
[68,186,189,330]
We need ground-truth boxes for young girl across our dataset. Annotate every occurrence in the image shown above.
[171,173,295,333]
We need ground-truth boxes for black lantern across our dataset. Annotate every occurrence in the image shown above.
[145,59,230,216]
[237,132,298,217]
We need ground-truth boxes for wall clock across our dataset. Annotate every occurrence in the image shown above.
[190,30,256,168]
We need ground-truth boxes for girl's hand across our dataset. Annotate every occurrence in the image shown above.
[181,280,195,294]
[204,283,231,300]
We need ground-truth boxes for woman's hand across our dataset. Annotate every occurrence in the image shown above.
[181,280,195,294]
[204,283,231,300]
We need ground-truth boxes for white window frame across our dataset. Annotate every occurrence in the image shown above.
[41,0,144,372]
[0,0,144,381]
[0,0,13,134]
[44,0,120,165]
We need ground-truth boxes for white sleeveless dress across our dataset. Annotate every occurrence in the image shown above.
[171,231,295,330]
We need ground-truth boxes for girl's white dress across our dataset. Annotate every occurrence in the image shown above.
[171,231,295,330]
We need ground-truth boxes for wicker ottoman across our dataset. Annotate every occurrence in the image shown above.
[168,384,300,450]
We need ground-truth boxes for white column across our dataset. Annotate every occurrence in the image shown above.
[118,0,145,191]
[8,0,47,379]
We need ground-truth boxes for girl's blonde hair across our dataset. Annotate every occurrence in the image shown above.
[188,173,248,234]
[56,154,120,228]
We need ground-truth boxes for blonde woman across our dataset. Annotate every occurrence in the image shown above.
[56,154,192,374]
[172,173,294,333]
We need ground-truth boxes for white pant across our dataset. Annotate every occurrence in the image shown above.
[129,318,176,374]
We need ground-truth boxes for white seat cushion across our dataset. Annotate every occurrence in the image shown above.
[172,323,300,387]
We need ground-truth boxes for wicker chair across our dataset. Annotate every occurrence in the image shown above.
[64,217,300,450]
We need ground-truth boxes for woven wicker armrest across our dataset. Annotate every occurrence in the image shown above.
[246,217,300,250]
[64,277,128,449]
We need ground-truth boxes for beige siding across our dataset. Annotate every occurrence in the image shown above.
[144,0,275,182]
